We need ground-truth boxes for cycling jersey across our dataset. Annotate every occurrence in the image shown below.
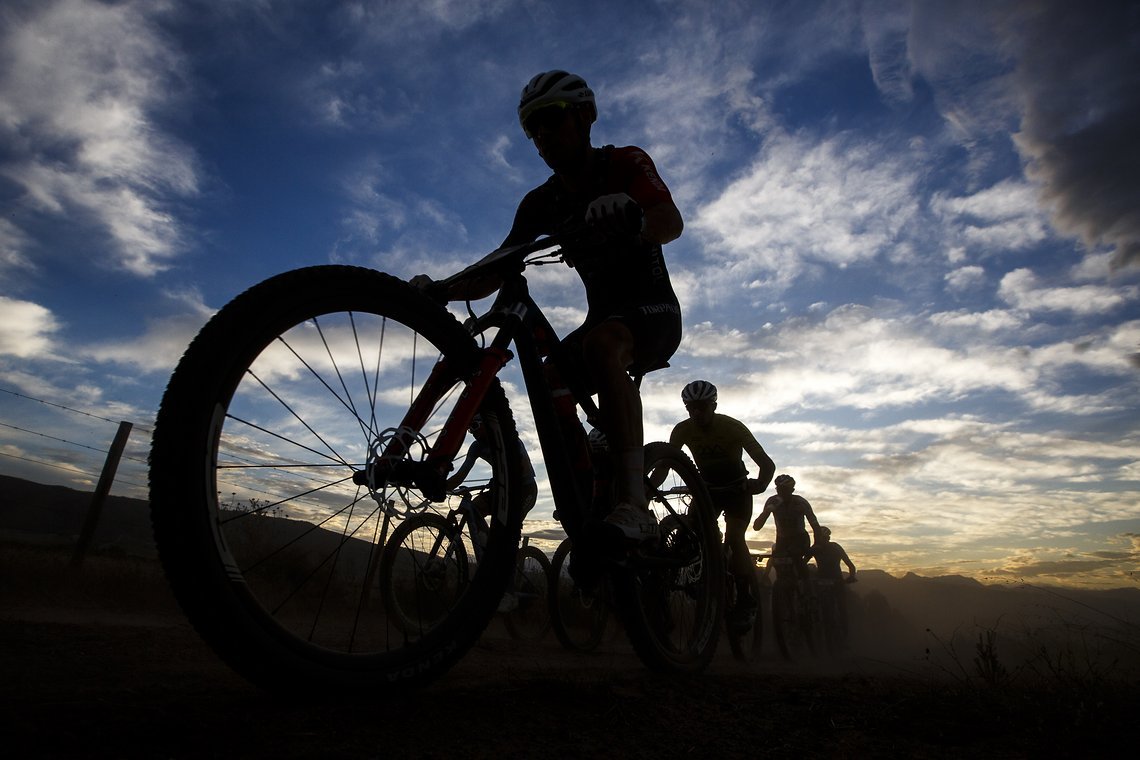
[504,144,682,386]
[669,414,767,487]
[670,413,771,521]
[764,494,815,538]
[805,541,852,580]
[504,145,681,319]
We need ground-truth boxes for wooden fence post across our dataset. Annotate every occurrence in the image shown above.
[70,420,133,567]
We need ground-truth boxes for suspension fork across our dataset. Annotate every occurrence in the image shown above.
[357,345,513,500]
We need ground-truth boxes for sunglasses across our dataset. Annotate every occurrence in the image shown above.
[522,102,572,138]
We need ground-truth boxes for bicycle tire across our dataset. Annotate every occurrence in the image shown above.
[726,571,763,662]
[548,537,609,652]
[816,580,846,656]
[772,579,816,661]
[378,512,469,638]
[502,544,552,641]
[149,265,525,694]
[611,442,723,674]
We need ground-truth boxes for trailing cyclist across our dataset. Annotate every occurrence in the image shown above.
[667,380,775,626]
[753,473,821,576]
[446,414,539,522]
[804,525,857,637]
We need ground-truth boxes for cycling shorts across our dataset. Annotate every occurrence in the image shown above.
[558,304,682,394]
[773,531,810,559]
[711,489,752,521]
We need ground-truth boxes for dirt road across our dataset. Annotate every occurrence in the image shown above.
[2,547,1135,758]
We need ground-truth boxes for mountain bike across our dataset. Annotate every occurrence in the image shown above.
[148,224,722,694]
[724,550,769,662]
[376,484,550,642]
[703,479,767,662]
[769,553,818,661]
[548,535,611,652]
[815,574,856,656]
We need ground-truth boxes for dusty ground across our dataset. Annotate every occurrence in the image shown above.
[2,546,1136,758]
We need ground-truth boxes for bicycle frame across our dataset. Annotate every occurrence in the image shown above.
[372,235,600,543]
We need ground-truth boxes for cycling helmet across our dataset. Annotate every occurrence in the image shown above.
[518,70,596,137]
[681,380,718,405]
[774,474,795,489]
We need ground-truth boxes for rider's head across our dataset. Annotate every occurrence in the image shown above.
[818,525,831,541]
[774,474,795,494]
[518,70,596,138]
[681,380,718,425]
[681,380,717,407]
[518,71,595,172]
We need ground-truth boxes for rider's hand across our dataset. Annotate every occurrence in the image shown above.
[410,274,447,303]
[585,193,644,239]
[745,478,765,495]
[751,516,763,531]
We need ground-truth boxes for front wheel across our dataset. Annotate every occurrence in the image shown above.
[726,569,763,662]
[548,537,609,652]
[611,442,724,674]
[502,544,552,641]
[148,265,526,694]
[772,578,816,661]
[378,513,470,639]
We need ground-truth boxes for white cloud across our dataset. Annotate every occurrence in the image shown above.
[944,265,985,293]
[0,0,198,276]
[931,179,1053,253]
[0,296,60,358]
[999,268,1136,315]
[690,131,920,292]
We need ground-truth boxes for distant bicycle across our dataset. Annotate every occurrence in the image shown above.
[548,536,611,652]
[379,485,551,642]
[768,553,817,661]
[724,550,768,662]
[814,574,857,656]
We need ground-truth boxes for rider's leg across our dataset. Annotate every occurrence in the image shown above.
[581,320,643,507]
[581,321,659,541]
[724,516,754,586]
[725,515,757,623]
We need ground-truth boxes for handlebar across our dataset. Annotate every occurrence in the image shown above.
[439,228,586,294]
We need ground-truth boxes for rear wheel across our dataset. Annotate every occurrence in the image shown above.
[726,569,763,662]
[502,544,552,641]
[548,537,609,652]
[771,562,816,661]
[378,513,469,639]
[612,442,723,674]
[149,265,525,694]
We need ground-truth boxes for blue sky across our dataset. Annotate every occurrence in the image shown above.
[2,0,1138,588]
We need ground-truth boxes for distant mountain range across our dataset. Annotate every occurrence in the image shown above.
[3,473,1138,655]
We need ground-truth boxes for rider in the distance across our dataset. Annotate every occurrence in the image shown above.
[416,70,684,543]
[667,380,775,625]
[753,473,821,572]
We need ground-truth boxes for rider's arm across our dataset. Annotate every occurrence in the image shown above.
[620,146,683,246]
[803,499,822,535]
[840,545,857,576]
[752,499,774,531]
[444,445,481,490]
[642,199,682,245]
[742,436,775,493]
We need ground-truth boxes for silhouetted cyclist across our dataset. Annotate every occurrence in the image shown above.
[415,70,684,544]
[667,380,775,626]
[446,414,538,520]
[753,474,820,572]
[804,526,856,637]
